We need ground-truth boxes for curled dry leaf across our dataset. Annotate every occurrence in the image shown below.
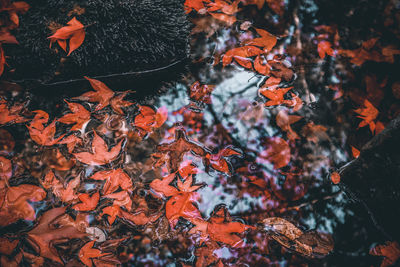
[261,217,334,258]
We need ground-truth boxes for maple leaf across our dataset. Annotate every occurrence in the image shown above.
[261,217,334,258]
[209,12,237,25]
[150,172,179,197]
[73,131,123,165]
[166,191,202,228]
[207,0,240,15]
[254,55,271,75]
[134,105,168,132]
[157,127,208,172]
[26,207,88,264]
[110,91,134,115]
[318,41,334,59]
[370,241,400,267]
[260,86,292,107]
[190,205,253,247]
[0,1,30,28]
[27,110,65,146]
[184,0,209,13]
[0,99,26,125]
[276,109,302,140]
[244,28,277,52]
[104,191,132,211]
[49,148,75,171]
[190,81,216,104]
[58,100,91,131]
[257,137,290,169]
[0,184,46,226]
[301,122,329,143]
[354,99,379,133]
[42,170,80,203]
[48,17,85,56]
[330,172,340,184]
[79,241,111,267]
[58,134,82,153]
[351,146,360,158]
[205,146,242,174]
[72,192,100,211]
[73,77,115,111]
[0,31,19,76]
[222,46,264,68]
[102,205,120,225]
[89,169,132,194]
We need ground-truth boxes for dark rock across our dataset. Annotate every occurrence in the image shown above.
[3,0,190,97]
[339,115,400,241]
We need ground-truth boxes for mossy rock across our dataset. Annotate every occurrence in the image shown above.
[3,0,190,97]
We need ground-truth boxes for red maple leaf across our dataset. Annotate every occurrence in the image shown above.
[206,146,242,174]
[318,41,335,59]
[370,241,400,267]
[79,240,111,267]
[0,99,26,125]
[89,169,132,194]
[27,110,65,146]
[189,205,254,247]
[26,207,88,264]
[354,99,379,133]
[276,109,302,140]
[104,190,132,211]
[102,205,120,225]
[58,134,82,153]
[190,81,216,104]
[244,28,277,52]
[0,184,46,226]
[260,86,293,107]
[48,17,85,56]
[110,91,134,115]
[222,46,264,68]
[157,127,208,172]
[72,192,100,211]
[206,0,240,15]
[73,131,123,165]
[58,100,91,131]
[134,105,168,133]
[73,77,115,111]
[257,137,290,169]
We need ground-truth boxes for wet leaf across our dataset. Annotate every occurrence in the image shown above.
[73,132,122,166]
[58,100,91,131]
[48,17,85,56]
[79,240,111,267]
[72,192,100,211]
[73,77,115,111]
[89,169,132,195]
[370,241,400,267]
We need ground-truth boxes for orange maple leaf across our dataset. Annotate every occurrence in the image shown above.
[58,100,91,131]
[354,99,379,133]
[72,192,100,211]
[318,41,335,59]
[222,46,264,68]
[27,110,65,146]
[73,77,115,111]
[370,241,400,267]
[48,17,85,56]
[257,137,291,169]
[79,241,111,267]
[244,28,277,52]
[134,105,168,132]
[276,109,302,140]
[89,169,132,195]
[260,86,292,107]
[73,132,122,165]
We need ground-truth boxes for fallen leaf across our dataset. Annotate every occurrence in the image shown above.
[48,17,85,56]
[73,77,115,111]
[79,240,111,267]
[89,169,132,194]
[58,100,91,131]
[370,241,400,267]
[73,132,122,166]
[72,192,100,211]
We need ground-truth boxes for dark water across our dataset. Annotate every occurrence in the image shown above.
[1,0,400,266]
